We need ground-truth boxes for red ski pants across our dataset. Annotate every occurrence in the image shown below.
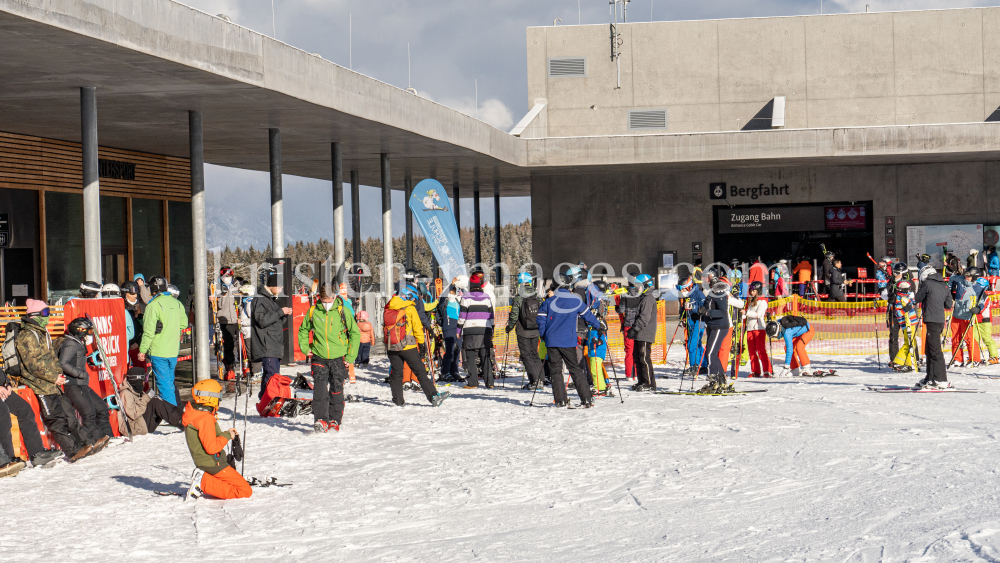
[950,318,980,364]
[202,466,252,500]
[747,329,772,375]
[622,337,635,378]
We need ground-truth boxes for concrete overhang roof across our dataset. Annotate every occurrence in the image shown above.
[0,0,531,195]
[2,0,1000,195]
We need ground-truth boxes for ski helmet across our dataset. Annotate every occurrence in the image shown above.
[966,266,983,278]
[919,254,931,263]
[80,280,102,298]
[748,280,763,294]
[101,283,121,298]
[565,266,584,285]
[120,281,139,295]
[167,284,180,298]
[892,262,908,275]
[517,271,534,285]
[149,276,169,294]
[66,317,94,339]
[357,310,369,322]
[918,265,936,282]
[191,379,223,411]
[594,280,608,292]
[635,273,653,291]
[399,284,420,301]
[897,280,912,291]
[765,320,781,338]
[732,269,743,281]
[825,252,835,259]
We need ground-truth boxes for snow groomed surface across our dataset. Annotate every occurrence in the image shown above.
[5,355,1000,561]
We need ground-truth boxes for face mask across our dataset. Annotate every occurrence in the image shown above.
[222,276,233,285]
[85,335,94,345]
[34,316,49,328]
[323,301,334,311]
[678,289,691,298]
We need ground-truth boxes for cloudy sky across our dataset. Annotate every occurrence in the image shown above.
[184,0,999,248]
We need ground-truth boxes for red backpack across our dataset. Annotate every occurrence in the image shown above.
[383,303,417,351]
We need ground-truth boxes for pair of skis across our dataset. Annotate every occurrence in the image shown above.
[864,384,982,394]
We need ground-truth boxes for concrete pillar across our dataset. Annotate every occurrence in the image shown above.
[351,170,361,266]
[473,180,482,265]
[269,128,284,258]
[380,153,393,296]
[452,181,461,282]
[189,110,210,382]
[331,142,345,284]
[80,87,101,282]
[493,177,501,283]
[404,175,413,269]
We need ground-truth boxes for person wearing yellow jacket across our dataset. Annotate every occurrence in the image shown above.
[299,285,360,433]
[383,286,450,407]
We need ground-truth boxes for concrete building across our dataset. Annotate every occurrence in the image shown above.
[520,8,1000,276]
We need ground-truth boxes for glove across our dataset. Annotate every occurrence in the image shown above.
[506,325,514,334]
[599,319,608,334]
[971,306,983,316]
[626,327,637,340]
[86,350,103,368]
[418,343,427,360]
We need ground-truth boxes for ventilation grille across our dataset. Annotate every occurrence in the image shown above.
[548,57,587,77]
[629,109,667,131]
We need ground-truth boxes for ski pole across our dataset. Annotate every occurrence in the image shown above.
[605,350,624,404]
[872,297,882,370]
[500,331,510,389]
[679,322,691,392]
[528,361,541,407]
[948,317,977,368]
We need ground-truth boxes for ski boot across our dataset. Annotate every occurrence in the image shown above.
[186,468,205,501]
[0,460,25,478]
[925,380,952,390]
[991,357,1000,365]
[88,435,111,456]
[696,382,720,394]
[31,449,61,468]
[430,391,451,407]
[578,400,594,409]
[313,420,330,433]
[912,376,931,390]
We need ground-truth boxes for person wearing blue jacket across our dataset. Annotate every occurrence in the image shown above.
[677,277,706,377]
[988,246,1000,277]
[767,315,814,377]
[537,287,602,408]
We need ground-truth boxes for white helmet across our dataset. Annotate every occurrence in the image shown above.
[100,283,121,297]
[167,284,180,298]
[454,275,470,290]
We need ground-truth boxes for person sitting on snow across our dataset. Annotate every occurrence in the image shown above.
[183,379,251,501]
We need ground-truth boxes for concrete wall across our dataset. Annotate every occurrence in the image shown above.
[527,8,1000,137]
[531,160,1000,275]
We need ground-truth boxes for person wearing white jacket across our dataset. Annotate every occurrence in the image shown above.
[744,281,773,377]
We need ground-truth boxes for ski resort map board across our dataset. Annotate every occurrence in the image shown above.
[905,224,982,268]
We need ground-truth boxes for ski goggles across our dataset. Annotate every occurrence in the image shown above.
[192,389,222,399]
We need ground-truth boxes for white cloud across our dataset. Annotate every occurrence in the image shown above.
[438,97,515,131]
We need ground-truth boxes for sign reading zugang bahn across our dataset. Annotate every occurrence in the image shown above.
[717,206,826,234]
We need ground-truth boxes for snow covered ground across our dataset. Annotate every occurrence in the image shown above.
[6,354,1000,562]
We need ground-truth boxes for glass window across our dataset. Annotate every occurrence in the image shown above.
[132,198,164,281]
[100,196,127,284]
[169,201,192,303]
[45,191,84,301]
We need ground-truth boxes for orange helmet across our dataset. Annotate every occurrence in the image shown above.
[191,379,223,411]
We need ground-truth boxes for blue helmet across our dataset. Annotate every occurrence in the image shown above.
[635,273,653,290]
[399,285,419,302]
[517,272,534,285]
[565,266,584,285]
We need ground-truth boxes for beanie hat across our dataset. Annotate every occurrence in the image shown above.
[26,299,47,315]
[265,272,280,288]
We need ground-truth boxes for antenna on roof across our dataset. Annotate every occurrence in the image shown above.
[271,0,276,38]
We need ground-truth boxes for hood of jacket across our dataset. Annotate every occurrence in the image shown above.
[388,295,413,311]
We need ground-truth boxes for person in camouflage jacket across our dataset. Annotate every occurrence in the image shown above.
[15,300,100,461]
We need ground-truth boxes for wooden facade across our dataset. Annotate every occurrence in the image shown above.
[0,130,191,299]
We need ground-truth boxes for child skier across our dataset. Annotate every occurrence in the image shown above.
[768,315,814,376]
[744,281,772,377]
[676,276,706,377]
[950,269,981,367]
[890,280,920,372]
[587,325,611,395]
[355,311,375,367]
[183,379,251,500]
[969,268,999,364]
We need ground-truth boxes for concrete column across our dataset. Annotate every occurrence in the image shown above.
[473,180,482,265]
[189,110,210,382]
[269,128,284,258]
[351,170,361,266]
[452,181,461,232]
[331,142,345,284]
[493,177,501,283]
[404,176,413,269]
[80,87,101,282]
[380,153,393,296]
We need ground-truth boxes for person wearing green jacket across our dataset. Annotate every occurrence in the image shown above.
[138,276,189,406]
[299,284,360,433]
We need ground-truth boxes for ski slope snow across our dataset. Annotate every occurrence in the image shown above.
[4,355,1000,561]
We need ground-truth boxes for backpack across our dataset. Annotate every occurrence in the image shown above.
[2,322,21,379]
[519,296,541,331]
[621,295,641,328]
[383,303,417,352]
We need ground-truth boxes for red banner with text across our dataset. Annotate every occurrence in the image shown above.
[62,298,129,398]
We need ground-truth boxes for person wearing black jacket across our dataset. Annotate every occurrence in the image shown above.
[436,284,462,382]
[628,274,659,392]
[827,259,855,302]
[886,263,906,360]
[507,274,544,389]
[58,318,114,444]
[252,273,292,398]
[914,265,955,388]
[821,252,835,294]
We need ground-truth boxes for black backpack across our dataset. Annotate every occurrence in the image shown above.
[519,296,540,331]
[621,294,641,328]
[2,322,21,379]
